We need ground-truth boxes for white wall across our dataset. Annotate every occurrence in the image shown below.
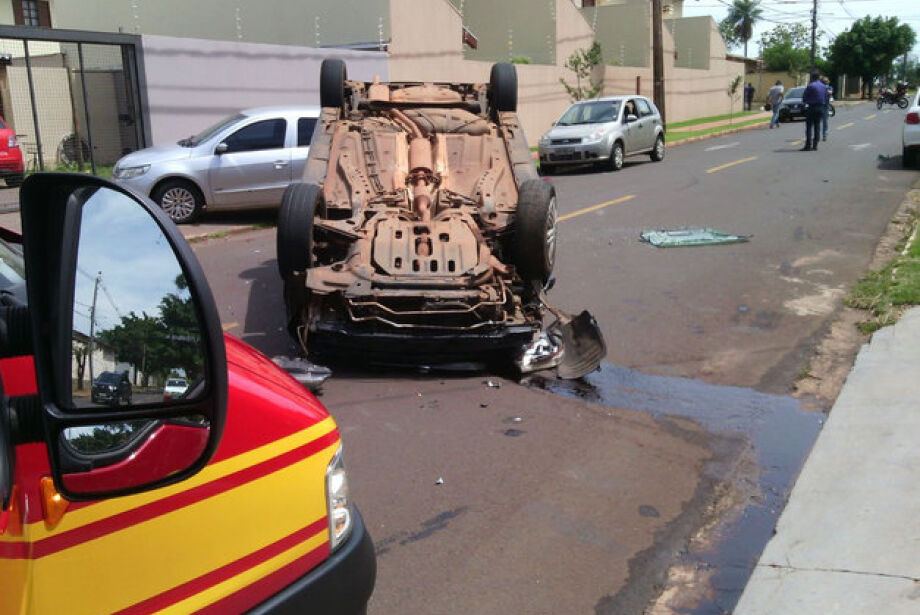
[140,35,389,145]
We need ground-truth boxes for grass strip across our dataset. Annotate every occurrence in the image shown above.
[666,117,767,142]
[846,210,920,333]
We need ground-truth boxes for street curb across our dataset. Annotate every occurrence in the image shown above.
[184,223,271,244]
[668,119,769,147]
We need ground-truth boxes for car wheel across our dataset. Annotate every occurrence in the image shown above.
[320,58,347,110]
[277,182,319,280]
[779,110,790,123]
[605,141,624,171]
[489,63,518,115]
[152,179,202,224]
[5,175,23,188]
[513,179,557,286]
[904,147,918,169]
[539,163,555,176]
[650,135,665,162]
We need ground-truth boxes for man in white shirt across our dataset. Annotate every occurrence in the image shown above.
[767,80,785,128]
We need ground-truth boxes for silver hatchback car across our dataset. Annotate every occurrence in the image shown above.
[538,95,664,174]
[113,106,320,223]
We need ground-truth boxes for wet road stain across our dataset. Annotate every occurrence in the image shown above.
[638,505,661,518]
[374,506,470,556]
[502,428,526,437]
[528,362,823,615]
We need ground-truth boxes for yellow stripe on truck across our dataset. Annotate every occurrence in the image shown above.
[26,417,337,540]
[22,439,337,615]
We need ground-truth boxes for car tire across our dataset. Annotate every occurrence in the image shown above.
[513,179,557,286]
[605,141,624,171]
[489,63,518,115]
[538,163,555,176]
[650,135,665,162]
[152,179,203,224]
[904,147,918,169]
[320,58,347,110]
[778,109,790,123]
[277,182,319,280]
[5,175,23,188]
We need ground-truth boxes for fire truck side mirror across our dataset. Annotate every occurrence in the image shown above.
[20,174,227,501]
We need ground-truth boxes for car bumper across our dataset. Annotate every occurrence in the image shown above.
[0,151,24,174]
[309,320,537,366]
[114,173,161,198]
[249,508,376,615]
[903,127,920,150]
[538,140,611,166]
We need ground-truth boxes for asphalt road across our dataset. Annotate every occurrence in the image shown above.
[189,102,917,615]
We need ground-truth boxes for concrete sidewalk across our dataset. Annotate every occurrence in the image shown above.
[734,307,920,615]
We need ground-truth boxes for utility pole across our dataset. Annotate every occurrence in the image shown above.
[652,0,666,125]
[88,271,101,386]
[810,0,818,72]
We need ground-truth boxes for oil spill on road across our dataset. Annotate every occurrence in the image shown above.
[527,363,824,615]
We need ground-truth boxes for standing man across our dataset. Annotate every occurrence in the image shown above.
[744,82,755,111]
[801,73,826,151]
[767,80,785,128]
[821,76,834,141]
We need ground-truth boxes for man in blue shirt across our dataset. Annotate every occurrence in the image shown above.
[801,73,827,151]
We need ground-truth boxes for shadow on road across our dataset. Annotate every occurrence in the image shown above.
[238,258,295,358]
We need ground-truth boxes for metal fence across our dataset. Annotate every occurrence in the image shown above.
[0,25,149,175]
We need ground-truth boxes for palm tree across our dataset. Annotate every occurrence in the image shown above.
[724,0,763,59]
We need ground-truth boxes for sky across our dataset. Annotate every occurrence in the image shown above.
[680,0,920,57]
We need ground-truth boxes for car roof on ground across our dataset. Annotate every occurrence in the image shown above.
[240,105,321,116]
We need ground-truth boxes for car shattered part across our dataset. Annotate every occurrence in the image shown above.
[281,59,567,366]
[534,285,607,380]
[271,355,332,392]
[516,329,564,374]
[640,228,751,247]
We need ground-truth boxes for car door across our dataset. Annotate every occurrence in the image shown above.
[291,116,318,183]
[622,99,643,154]
[208,117,291,209]
[634,98,656,151]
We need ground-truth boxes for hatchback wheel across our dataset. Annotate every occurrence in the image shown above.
[153,180,202,224]
[650,135,665,162]
[605,141,624,171]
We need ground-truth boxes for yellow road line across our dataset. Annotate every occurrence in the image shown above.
[222,321,239,331]
[558,194,636,221]
[705,156,757,174]
[836,122,854,130]
[864,114,877,120]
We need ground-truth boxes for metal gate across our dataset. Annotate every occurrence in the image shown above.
[0,25,149,175]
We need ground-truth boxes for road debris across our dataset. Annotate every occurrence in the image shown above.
[640,228,751,248]
[435,477,444,485]
[271,356,332,392]
[484,380,501,388]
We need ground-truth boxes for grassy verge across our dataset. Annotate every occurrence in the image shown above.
[27,163,115,179]
[666,116,768,143]
[666,110,763,130]
[846,209,920,333]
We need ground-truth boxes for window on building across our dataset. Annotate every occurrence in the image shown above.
[13,0,52,27]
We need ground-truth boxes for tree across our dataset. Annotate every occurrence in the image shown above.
[760,24,814,77]
[559,41,603,102]
[73,341,88,390]
[721,0,763,58]
[727,75,743,122]
[829,16,916,99]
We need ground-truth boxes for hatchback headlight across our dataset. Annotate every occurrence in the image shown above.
[114,164,150,179]
[539,135,551,147]
[326,445,353,552]
[587,128,608,141]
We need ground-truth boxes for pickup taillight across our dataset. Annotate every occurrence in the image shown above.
[7,135,18,148]
[907,112,920,125]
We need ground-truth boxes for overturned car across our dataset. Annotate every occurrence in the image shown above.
[276,59,604,378]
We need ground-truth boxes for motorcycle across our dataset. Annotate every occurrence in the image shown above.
[877,85,909,109]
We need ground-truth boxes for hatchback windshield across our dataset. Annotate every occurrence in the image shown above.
[167,379,187,387]
[787,87,805,99]
[95,372,121,385]
[181,113,245,147]
[556,101,621,126]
